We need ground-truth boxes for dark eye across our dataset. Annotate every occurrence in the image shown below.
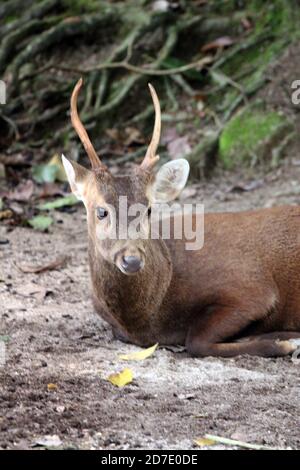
[96,207,108,220]
[147,207,152,217]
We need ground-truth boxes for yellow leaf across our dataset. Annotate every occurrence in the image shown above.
[47,383,58,391]
[48,154,68,182]
[107,368,133,387]
[119,343,158,361]
[194,437,216,447]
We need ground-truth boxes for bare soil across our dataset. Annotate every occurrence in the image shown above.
[1,164,300,450]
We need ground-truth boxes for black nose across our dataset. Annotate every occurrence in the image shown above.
[121,256,142,273]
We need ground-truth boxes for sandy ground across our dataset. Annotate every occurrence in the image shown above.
[1,165,300,450]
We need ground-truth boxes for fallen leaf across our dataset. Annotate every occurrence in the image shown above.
[47,383,58,391]
[107,368,133,387]
[201,36,235,52]
[32,154,67,184]
[124,127,145,146]
[8,202,24,215]
[202,433,278,450]
[194,437,216,447]
[32,163,58,184]
[38,194,78,210]
[0,335,10,343]
[16,256,68,274]
[0,209,13,220]
[105,128,120,141]
[28,215,53,231]
[119,343,158,361]
[33,435,62,448]
[38,182,66,199]
[48,154,67,182]
[6,180,34,202]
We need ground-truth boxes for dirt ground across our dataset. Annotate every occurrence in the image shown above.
[1,163,300,451]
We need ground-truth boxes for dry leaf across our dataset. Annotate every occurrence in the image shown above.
[105,128,120,141]
[17,256,68,274]
[201,36,235,52]
[0,209,13,220]
[6,180,34,202]
[119,343,158,361]
[194,437,216,447]
[38,182,65,199]
[47,383,58,391]
[48,154,67,182]
[124,127,145,146]
[107,368,133,387]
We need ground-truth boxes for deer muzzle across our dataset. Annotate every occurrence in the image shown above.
[114,247,145,275]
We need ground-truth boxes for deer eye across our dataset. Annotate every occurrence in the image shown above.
[96,207,108,220]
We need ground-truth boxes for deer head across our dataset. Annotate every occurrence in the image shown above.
[62,78,189,275]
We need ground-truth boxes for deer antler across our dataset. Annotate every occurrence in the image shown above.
[71,78,106,171]
[140,83,161,171]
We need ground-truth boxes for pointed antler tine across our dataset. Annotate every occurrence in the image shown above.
[140,83,161,171]
[71,78,106,171]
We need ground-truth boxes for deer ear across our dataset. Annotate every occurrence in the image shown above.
[149,159,190,203]
[61,154,90,201]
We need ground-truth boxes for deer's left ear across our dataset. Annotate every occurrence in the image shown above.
[149,159,190,203]
[62,154,91,201]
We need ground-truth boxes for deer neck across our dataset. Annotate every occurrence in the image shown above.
[88,237,173,337]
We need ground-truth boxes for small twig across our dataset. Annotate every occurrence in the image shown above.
[164,77,178,112]
[170,74,196,97]
[15,256,68,274]
[50,56,213,77]
[112,145,148,165]
[222,76,267,121]
[94,70,108,109]
[204,434,284,450]
[0,114,20,139]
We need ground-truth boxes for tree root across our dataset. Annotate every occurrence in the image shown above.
[2,0,287,178]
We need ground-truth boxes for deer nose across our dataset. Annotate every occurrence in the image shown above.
[121,255,142,273]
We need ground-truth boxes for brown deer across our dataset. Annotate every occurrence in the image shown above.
[62,78,300,357]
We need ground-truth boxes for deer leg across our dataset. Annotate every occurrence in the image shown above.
[112,327,131,343]
[237,331,300,342]
[186,306,298,358]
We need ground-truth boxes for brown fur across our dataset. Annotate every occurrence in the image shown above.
[68,164,300,357]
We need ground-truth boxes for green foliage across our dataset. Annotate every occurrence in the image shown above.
[38,195,78,210]
[32,164,58,183]
[28,215,53,231]
[219,104,291,169]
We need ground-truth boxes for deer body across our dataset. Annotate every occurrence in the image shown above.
[88,206,300,356]
[63,79,300,357]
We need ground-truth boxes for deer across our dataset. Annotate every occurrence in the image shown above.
[62,78,300,358]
